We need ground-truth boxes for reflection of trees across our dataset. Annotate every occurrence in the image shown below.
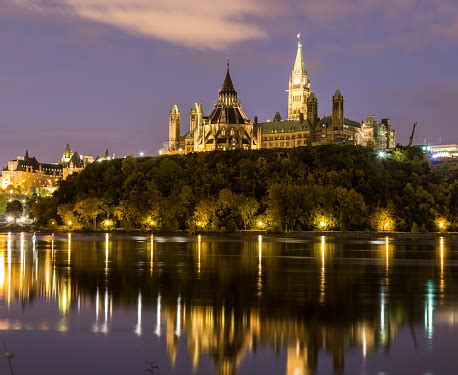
[0,234,456,374]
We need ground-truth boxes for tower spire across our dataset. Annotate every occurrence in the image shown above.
[293,32,306,74]
[226,54,230,72]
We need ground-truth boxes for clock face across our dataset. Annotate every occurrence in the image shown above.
[293,77,301,85]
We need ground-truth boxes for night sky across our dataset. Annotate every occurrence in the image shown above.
[1,0,457,163]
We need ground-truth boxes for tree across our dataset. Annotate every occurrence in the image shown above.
[74,198,103,229]
[0,193,8,216]
[6,200,23,222]
[238,196,259,230]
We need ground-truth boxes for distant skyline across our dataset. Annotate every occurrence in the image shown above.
[1,0,457,163]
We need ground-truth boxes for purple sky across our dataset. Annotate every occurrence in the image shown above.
[1,0,457,163]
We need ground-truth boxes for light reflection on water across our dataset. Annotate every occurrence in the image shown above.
[0,233,457,374]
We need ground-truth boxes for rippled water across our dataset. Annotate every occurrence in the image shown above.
[0,233,457,374]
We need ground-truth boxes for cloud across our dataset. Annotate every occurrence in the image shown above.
[9,0,279,50]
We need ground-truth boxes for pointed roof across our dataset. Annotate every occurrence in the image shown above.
[292,33,306,74]
[333,89,343,100]
[25,149,30,160]
[63,143,72,158]
[220,70,236,94]
[307,92,318,102]
[218,63,238,105]
[171,104,179,114]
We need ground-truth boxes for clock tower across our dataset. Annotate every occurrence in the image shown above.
[287,33,311,120]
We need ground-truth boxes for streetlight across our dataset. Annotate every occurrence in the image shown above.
[377,150,387,159]
[319,220,327,229]
[139,151,144,157]
[103,219,112,229]
[257,220,264,229]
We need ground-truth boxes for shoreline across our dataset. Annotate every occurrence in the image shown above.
[1,227,457,240]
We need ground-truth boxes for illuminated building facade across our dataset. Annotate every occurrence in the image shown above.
[60,144,94,180]
[1,150,62,193]
[162,35,396,155]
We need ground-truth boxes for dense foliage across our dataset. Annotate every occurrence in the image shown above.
[32,145,457,232]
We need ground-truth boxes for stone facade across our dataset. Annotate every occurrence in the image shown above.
[162,36,395,155]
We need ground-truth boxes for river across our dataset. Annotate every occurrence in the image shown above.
[0,233,457,374]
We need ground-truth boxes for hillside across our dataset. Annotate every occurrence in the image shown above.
[32,145,457,232]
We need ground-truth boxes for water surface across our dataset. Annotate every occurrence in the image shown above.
[0,233,457,374]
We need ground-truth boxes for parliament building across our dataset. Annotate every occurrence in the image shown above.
[162,35,395,155]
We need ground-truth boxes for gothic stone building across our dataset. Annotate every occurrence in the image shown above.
[162,35,395,154]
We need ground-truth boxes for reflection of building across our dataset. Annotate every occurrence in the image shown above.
[1,150,62,193]
[162,35,395,154]
[60,144,94,180]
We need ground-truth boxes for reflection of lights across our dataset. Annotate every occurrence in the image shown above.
[155,294,162,337]
[380,288,386,344]
[150,234,154,274]
[320,236,326,304]
[362,327,367,358]
[0,253,5,290]
[175,295,181,337]
[135,293,142,336]
[385,237,389,271]
[7,233,11,306]
[439,237,445,295]
[105,233,109,269]
[197,235,201,276]
[67,233,72,266]
[425,280,435,343]
[257,235,262,298]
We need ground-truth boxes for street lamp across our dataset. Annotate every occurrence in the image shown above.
[257,220,264,229]
[319,220,327,229]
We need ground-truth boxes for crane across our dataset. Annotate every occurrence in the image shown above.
[408,122,417,147]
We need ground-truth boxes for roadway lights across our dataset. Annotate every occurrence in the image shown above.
[377,150,387,159]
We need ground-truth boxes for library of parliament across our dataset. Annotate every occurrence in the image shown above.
[162,34,395,154]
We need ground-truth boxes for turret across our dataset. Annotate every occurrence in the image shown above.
[307,92,318,128]
[190,102,199,135]
[332,89,344,131]
[169,104,181,150]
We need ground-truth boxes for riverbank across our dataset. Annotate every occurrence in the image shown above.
[3,226,457,240]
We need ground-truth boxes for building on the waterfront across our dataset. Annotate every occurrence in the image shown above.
[60,144,94,180]
[1,150,62,193]
[430,144,458,160]
[161,34,395,154]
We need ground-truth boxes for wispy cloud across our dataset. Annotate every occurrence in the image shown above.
[6,0,458,54]
[9,0,280,50]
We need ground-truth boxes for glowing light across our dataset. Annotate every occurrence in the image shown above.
[155,294,161,337]
[319,220,327,228]
[139,151,144,157]
[257,220,264,229]
[67,221,73,226]
[6,216,14,223]
[103,219,112,228]
[175,295,181,337]
[135,292,142,336]
[377,150,387,159]
[197,234,201,276]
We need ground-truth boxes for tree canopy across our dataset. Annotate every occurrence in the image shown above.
[31,145,457,232]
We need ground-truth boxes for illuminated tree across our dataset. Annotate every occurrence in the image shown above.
[434,217,449,232]
[370,208,396,232]
[74,198,103,229]
[5,200,23,222]
[57,203,81,230]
